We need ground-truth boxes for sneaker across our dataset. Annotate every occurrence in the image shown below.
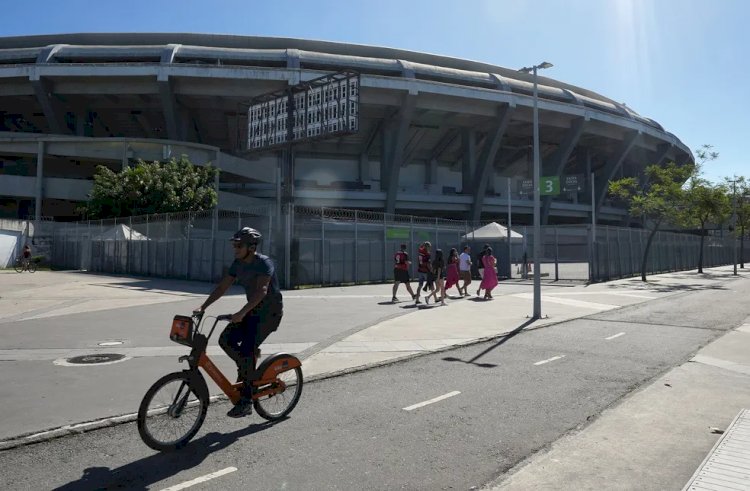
[392,296,399,303]
[415,298,421,304]
[227,398,253,418]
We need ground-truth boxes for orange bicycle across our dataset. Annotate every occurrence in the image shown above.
[137,311,303,451]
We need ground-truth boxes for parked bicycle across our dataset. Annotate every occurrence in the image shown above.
[137,311,303,451]
[13,257,36,273]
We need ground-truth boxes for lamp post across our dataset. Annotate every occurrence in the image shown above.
[519,61,553,319]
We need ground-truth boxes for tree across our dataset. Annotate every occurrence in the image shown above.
[726,177,750,268]
[609,161,693,281]
[678,178,730,273]
[82,156,218,219]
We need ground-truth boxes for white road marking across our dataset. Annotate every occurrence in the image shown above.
[511,293,618,310]
[403,391,461,411]
[160,467,238,491]
[534,355,565,366]
[605,332,626,340]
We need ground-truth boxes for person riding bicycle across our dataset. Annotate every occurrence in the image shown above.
[22,244,31,266]
[196,227,283,418]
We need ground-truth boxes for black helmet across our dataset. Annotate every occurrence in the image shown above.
[230,227,262,246]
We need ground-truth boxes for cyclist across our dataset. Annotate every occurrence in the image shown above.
[22,243,31,268]
[196,227,283,418]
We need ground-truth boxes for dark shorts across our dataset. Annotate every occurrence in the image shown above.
[394,268,410,283]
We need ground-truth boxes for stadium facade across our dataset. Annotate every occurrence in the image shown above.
[0,33,692,224]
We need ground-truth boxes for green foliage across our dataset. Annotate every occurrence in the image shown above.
[609,161,693,226]
[82,156,218,219]
[678,178,730,230]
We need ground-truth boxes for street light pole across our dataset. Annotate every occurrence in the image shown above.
[732,178,738,276]
[519,61,553,319]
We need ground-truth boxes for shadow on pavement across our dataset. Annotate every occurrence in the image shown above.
[66,270,216,296]
[442,318,536,368]
[52,421,277,491]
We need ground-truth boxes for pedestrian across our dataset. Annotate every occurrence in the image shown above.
[426,248,446,305]
[476,243,490,297]
[392,243,416,302]
[480,247,498,299]
[415,241,433,304]
[458,245,472,296]
[444,248,460,295]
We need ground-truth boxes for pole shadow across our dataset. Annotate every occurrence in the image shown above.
[442,318,536,368]
[52,420,280,491]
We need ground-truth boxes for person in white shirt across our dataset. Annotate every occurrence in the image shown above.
[458,246,472,296]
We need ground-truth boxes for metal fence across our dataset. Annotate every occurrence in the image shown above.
[10,206,748,286]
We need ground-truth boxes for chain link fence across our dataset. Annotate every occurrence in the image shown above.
[6,206,748,286]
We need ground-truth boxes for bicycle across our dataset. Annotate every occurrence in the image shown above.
[137,311,303,452]
[14,257,36,273]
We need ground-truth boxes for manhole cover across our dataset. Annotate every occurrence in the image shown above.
[67,353,126,365]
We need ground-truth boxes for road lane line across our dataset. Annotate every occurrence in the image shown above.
[160,467,237,491]
[534,355,565,366]
[403,391,461,411]
[605,332,626,340]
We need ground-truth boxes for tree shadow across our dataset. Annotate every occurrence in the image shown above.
[52,420,279,491]
[442,318,536,368]
[66,270,219,296]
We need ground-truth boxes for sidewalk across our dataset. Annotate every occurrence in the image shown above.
[2,266,750,490]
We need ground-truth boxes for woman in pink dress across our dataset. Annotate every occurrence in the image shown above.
[444,248,460,295]
[479,247,498,299]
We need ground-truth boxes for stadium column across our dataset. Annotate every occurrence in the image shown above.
[35,141,44,227]
[540,117,586,224]
[461,128,477,198]
[29,72,67,135]
[594,130,640,215]
[383,92,416,214]
[470,104,514,223]
[157,72,183,141]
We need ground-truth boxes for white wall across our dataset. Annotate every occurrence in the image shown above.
[0,230,20,268]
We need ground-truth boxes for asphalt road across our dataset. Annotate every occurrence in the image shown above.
[1,277,748,490]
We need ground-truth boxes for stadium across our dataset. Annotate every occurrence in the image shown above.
[0,33,692,225]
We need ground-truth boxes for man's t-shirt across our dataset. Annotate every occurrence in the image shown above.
[458,252,471,271]
[394,251,409,271]
[228,254,283,312]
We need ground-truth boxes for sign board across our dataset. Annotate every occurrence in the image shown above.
[540,176,560,196]
[562,174,583,192]
[247,72,360,151]
[386,228,410,240]
[518,177,560,196]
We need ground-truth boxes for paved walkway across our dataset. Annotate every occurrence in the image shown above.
[2,266,750,489]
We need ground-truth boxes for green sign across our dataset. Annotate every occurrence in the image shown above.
[386,228,409,240]
[540,176,560,196]
[519,177,560,196]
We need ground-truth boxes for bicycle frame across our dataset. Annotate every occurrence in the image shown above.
[185,315,301,405]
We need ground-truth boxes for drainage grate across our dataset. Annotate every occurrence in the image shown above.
[66,353,126,365]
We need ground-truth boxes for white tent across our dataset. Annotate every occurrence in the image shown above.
[91,223,148,241]
[461,222,523,243]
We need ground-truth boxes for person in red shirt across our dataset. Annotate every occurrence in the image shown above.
[392,243,416,302]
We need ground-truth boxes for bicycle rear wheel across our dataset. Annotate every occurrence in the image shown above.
[254,366,303,421]
[14,259,23,273]
[137,371,208,451]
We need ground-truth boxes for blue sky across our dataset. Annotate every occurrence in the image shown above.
[3,0,748,183]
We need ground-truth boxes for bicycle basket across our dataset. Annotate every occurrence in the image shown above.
[169,315,194,346]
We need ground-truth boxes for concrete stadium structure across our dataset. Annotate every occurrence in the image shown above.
[0,33,692,224]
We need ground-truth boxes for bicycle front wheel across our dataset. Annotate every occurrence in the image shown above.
[254,366,303,421]
[137,371,208,451]
[27,261,36,273]
[14,260,23,273]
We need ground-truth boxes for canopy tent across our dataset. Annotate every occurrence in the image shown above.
[461,222,523,243]
[91,223,148,240]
